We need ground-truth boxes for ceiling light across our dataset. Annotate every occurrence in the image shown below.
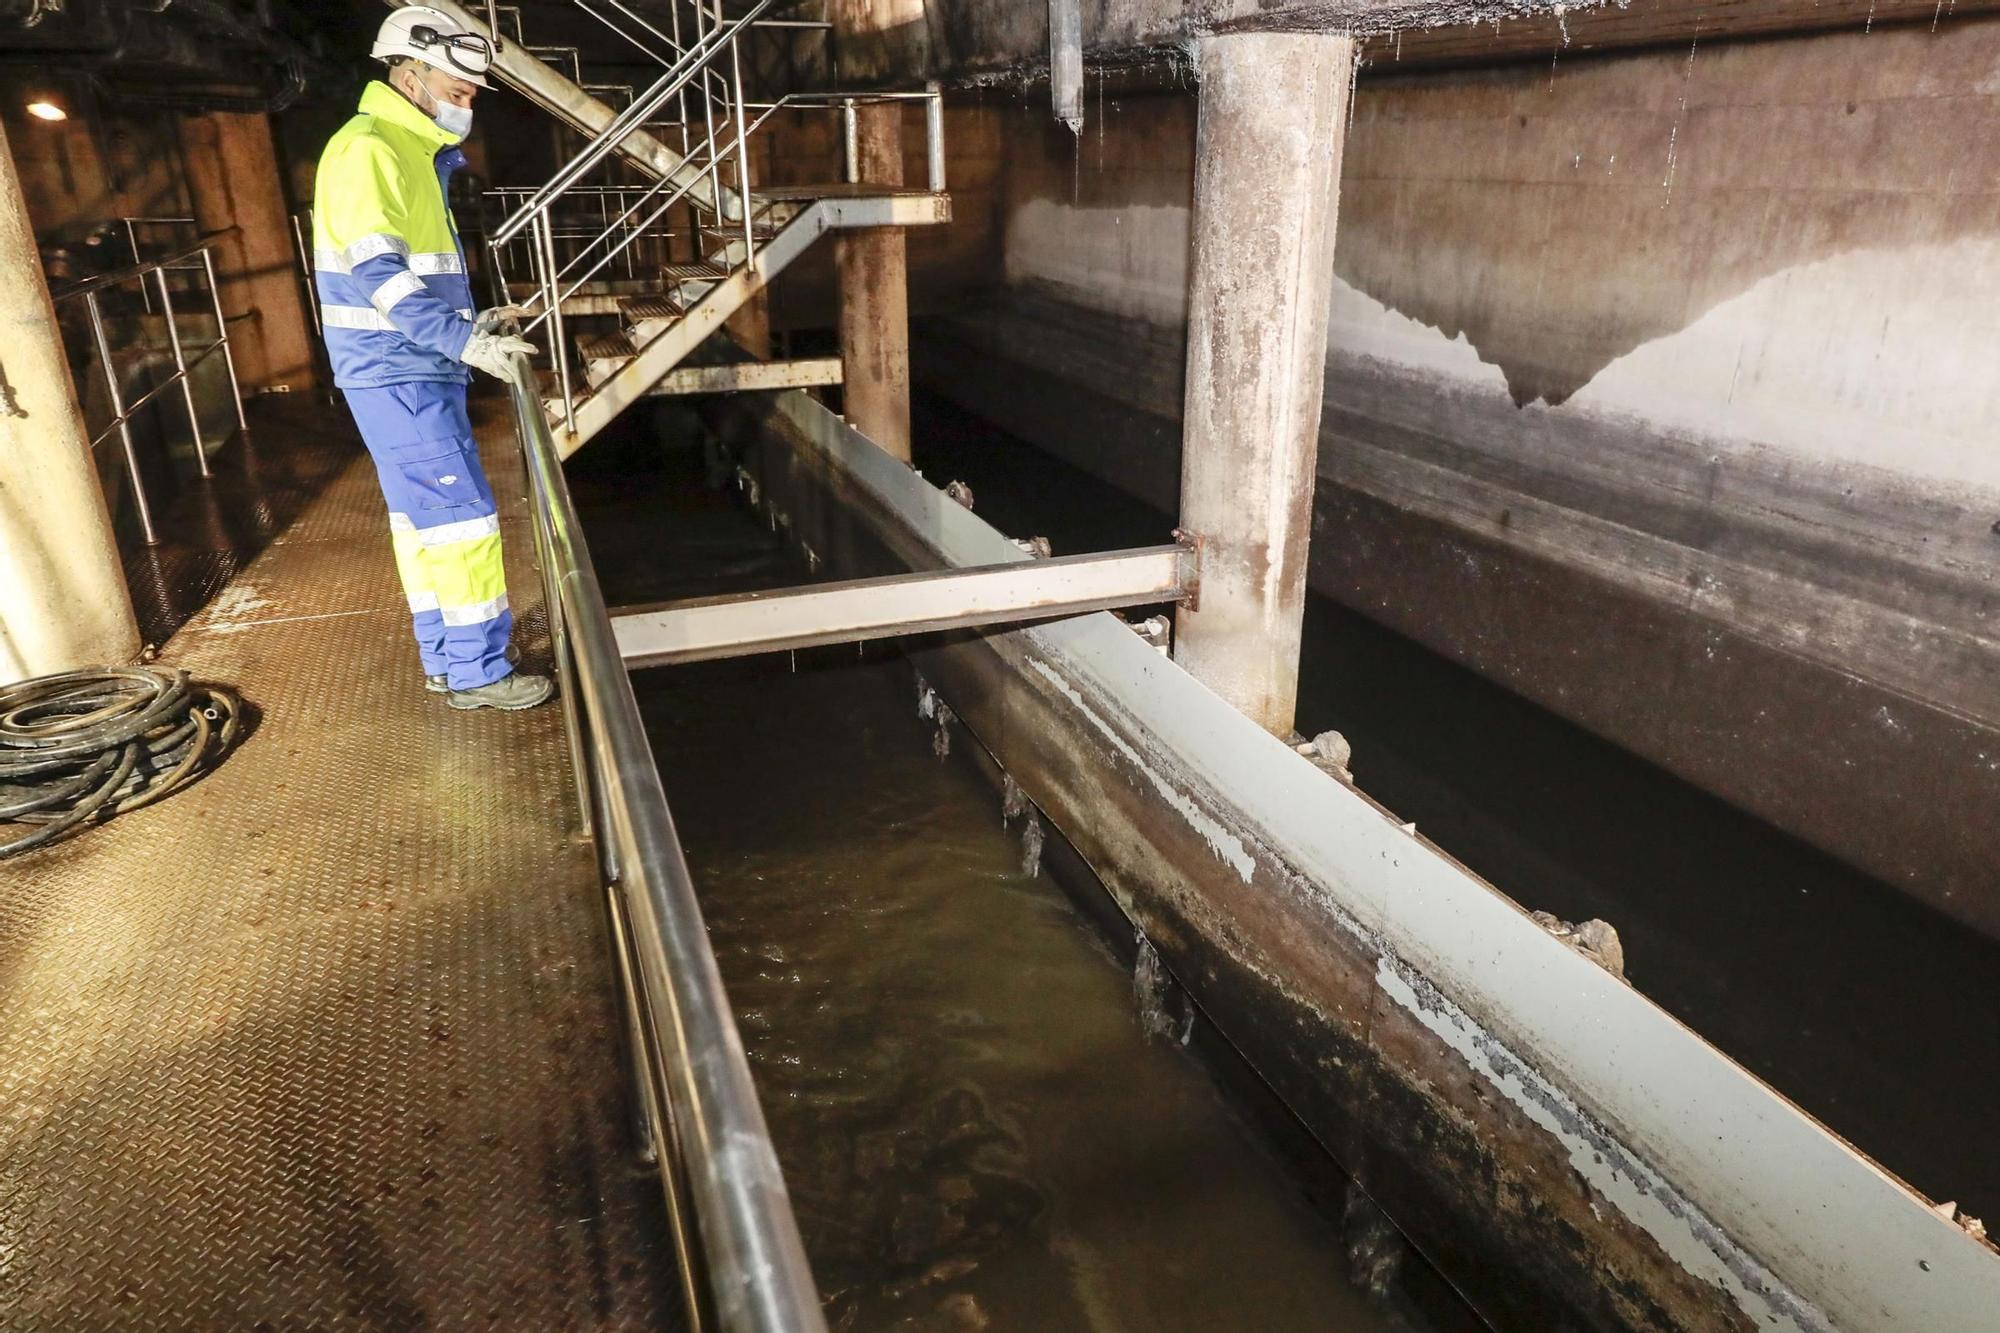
[25,100,67,122]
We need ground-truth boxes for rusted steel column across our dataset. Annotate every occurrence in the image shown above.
[833,101,910,462]
[1174,32,1353,737]
[0,119,140,684]
[728,134,773,359]
[178,110,315,391]
[727,289,772,360]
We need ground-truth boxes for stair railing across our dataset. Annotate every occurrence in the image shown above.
[490,0,791,432]
[478,0,943,436]
[490,0,778,251]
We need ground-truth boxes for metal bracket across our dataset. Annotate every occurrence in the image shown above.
[1172,527,1204,612]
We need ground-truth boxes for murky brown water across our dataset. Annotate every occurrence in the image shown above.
[645,652,1396,1330]
[576,428,1420,1331]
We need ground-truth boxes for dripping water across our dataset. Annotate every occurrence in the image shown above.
[1662,34,1700,206]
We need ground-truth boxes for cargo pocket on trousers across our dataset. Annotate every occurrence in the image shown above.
[386,438,484,519]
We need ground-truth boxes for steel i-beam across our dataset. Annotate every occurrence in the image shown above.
[610,544,1194,668]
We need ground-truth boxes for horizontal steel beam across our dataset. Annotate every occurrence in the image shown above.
[648,358,842,396]
[611,544,1191,668]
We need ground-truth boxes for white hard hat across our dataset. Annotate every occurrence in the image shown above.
[372,6,493,88]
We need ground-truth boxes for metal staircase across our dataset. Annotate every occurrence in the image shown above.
[404,0,949,458]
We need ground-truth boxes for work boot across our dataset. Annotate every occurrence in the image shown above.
[426,642,520,693]
[447,671,555,712]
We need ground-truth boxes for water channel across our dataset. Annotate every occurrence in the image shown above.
[575,425,1465,1330]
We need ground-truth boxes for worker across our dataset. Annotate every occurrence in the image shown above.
[312,6,550,710]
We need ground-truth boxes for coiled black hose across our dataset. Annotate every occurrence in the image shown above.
[0,666,241,858]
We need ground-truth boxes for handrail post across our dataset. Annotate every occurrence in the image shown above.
[154,267,213,479]
[85,290,158,546]
[841,97,858,184]
[926,82,946,193]
[535,212,576,435]
[200,247,250,436]
[127,218,154,315]
[730,32,753,261]
[291,211,322,335]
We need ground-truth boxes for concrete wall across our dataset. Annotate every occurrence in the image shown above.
[907,19,2000,931]
[821,0,2000,84]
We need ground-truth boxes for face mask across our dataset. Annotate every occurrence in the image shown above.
[405,68,474,142]
[434,101,474,140]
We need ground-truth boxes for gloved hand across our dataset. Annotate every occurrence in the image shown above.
[473,304,532,335]
[460,329,538,385]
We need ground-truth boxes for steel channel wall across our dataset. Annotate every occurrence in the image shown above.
[726,387,2000,1333]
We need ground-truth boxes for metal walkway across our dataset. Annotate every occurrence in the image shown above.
[0,398,681,1329]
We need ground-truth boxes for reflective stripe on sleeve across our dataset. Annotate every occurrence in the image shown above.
[321,304,396,331]
[408,252,466,275]
[370,270,428,316]
[345,233,410,266]
[316,245,464,276]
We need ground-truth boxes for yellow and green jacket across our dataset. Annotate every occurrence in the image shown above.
[312,81,474,388]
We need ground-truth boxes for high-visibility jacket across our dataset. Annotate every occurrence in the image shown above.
[313,81,475,389]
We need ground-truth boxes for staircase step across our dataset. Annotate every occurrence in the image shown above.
[578,331,637,389]
[577,331,637,361]
[620,294,685,322]
[700,223,782,241]
[662,262,729,281]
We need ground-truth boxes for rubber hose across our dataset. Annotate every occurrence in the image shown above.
[0,666,242,858]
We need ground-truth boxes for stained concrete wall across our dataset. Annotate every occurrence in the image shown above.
[0,74,192,249]
[906,19,2000,932]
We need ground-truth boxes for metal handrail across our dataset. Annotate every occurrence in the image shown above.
[119,216,197,313]
[51,228,248,545]
[51,228,237,304]
[503,349,828,1333]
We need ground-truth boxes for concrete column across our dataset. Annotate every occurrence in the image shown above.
[834,101,910,461]
[177,110,315,391]
[0,120,140,684]
[1174,32,1354,737]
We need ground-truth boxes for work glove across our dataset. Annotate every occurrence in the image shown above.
[473,304,532,335]
[460,329,538,386]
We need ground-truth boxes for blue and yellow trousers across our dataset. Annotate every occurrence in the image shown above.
[344,381,513,690]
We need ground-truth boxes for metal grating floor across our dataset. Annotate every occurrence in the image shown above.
[0,397,682,1329]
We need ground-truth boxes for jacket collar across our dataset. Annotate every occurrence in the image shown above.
[359,79,458,151]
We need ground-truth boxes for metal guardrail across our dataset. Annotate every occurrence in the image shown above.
[51,228,247,546]
[118,216,196,313]
[503,350,828,1333]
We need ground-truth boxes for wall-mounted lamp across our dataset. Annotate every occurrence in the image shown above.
[25,100,67,122]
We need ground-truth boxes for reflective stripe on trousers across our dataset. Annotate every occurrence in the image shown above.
[343,381,514,690]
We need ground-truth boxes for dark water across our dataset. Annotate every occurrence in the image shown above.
[573,427,1423,1331]
[906,389,2000,1226]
